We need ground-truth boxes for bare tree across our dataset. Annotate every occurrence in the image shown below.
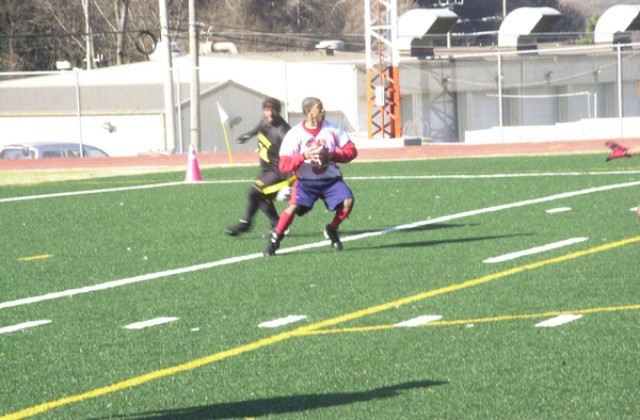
[0,2,38,70]
[37,0,90,69]
[1,0,384,71]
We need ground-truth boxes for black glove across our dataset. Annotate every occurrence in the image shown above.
[236,134,251,144]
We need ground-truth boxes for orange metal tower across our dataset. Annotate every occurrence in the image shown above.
[364,0,402,139]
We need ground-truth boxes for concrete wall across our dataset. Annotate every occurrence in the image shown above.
[465,117,640,144]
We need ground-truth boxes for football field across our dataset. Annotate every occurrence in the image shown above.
[1,153,639,419]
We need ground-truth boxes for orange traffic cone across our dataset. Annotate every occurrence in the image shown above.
[185,144,202,182]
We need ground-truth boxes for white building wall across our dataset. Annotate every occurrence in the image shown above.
[187,56,364,132]
[0,114,165,157]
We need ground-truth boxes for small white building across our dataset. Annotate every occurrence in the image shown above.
[0,52,368,156]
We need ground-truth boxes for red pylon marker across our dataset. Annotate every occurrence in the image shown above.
[185,144,202,183]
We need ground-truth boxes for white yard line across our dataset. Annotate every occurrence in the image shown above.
[349,170,640,181]
[483,237,589,263]
[2,179,640,311]
[395,315,443,327]
[258,315,307,328]
[0,180,248,204]
[546,207,572,214]
[535,314,583,327]
[331,180,640,245]
[124,317,179,330]
[2,171,640,204]
[0,320,51,334]
[0,182,183,203]
[0,253,264,310]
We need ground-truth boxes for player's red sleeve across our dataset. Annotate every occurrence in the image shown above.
[331,141,358,163]
[279,153,305,173]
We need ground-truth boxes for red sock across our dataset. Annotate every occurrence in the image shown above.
[275,211,295,236]
[329,206,351,230]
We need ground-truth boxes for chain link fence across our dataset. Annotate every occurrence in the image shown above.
[1,43,640,156]
[0,69,170,156]
[400,43,640,143]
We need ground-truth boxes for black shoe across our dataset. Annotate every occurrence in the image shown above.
[225,219,250,236]
[323,225,343,252]
[263,231,282,256]
[261,227,290,239]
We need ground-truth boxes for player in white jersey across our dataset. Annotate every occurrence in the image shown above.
[263,97,358,256]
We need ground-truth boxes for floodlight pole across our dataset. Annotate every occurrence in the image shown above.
[189,0,201,152]
[617,44,623,139]
[159,0,177,152]
[83,0,94,70]
[364,0,402,139]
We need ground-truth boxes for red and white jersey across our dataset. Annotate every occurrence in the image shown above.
[279,119,357,180]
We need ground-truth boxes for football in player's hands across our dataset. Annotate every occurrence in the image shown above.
[311,146,330,167]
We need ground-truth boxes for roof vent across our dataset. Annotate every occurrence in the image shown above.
[498,7,561,50]
[201,41,239,55]
[315,40,345,55]
[398,9,459,58]
[148,42,184,61]
[56,60,73,71]
[594,5,640,44]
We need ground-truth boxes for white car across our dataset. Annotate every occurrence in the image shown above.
[0,142,109,159]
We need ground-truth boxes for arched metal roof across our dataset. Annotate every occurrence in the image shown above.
[594,4,640,44]
[398,8,459,38]
[498,7,561,48]
[397,8,459,51]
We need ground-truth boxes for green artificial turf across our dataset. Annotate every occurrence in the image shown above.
[1,154,639,419]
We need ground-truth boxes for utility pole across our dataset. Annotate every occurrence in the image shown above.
[116,0,130,65]
[82,0,94,69]
[159,0,177,152]
[364,0,402,139]
[189,0,201,151]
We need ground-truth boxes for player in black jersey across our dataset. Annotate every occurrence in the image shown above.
[225,98,295,236]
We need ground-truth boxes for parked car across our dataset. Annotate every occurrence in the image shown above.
[0,142,109,159]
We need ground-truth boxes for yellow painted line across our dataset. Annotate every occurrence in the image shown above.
[306,304,640,335]
[288,235,640,336]
[3,235,640,420]
[16,254,53,262]
[307,325,392,335]
[1,332,299,420]
[427,304,640,327]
